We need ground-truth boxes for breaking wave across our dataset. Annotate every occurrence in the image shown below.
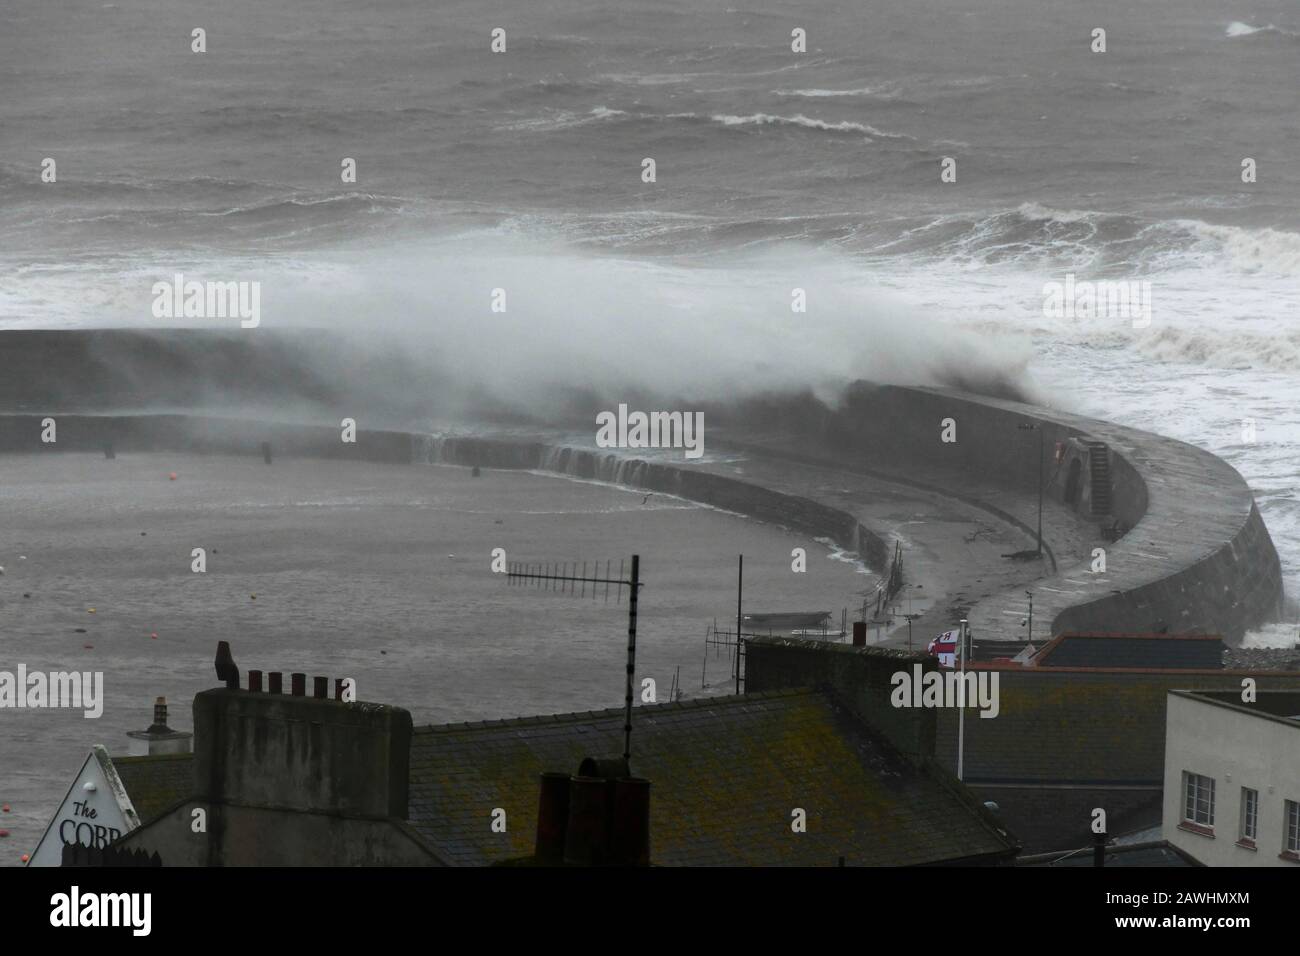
[706,112,909,138]
[1225,20,1300,40]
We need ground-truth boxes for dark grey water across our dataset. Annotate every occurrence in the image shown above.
[4,0,1297,263]
[2,0,1299,617]
[0,453,870,863]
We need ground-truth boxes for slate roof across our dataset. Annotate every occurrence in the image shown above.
[1033,632,1225,670]
[964,785,1164,853]
[935,670,1300,786]
[1019,840,1201,867]
[111,753,195,824]
[407,688,1018,867]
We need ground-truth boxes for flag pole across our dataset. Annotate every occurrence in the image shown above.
[957,617,968,782]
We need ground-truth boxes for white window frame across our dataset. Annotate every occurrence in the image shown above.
[1239,787,1258,843]
[1182,771,1215,828]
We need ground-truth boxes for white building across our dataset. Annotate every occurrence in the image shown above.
[1162,689,1300,866]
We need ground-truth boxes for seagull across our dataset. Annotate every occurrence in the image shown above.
[214,641,240,690]
[641,493,654,504]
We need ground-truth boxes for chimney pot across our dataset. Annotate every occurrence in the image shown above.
[313,676,328,699]
[153,697,167,727]
[852,621,867,647]
[268,672,283,694]
[563,776,610,866]
[291,673,306,696]
[608,777,651,866]
[334,678,346,701]
[248,670,263,693]
[535,772,572,864]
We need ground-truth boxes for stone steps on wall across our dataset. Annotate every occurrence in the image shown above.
[1088,441,1112,516]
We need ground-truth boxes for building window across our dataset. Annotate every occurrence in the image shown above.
[1182,772,1215,830]
[1285,801,1300,858]
[1238,788,1258,847]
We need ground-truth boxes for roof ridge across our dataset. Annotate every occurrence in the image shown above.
[110,752,193,764]
[412,687,818,735]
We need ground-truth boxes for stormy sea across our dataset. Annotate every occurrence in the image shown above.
[2,0,1299,638]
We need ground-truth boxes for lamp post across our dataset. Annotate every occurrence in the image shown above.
[1025,589,1033,647]
[1018,423,1044,557]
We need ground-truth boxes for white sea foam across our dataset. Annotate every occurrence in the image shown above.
[494,107,628,133]
[1179,220,1300,275]
[1015,201,1098,225]
[813,536,875,577]
[1226,20,1300,39]
[772,86,897,98]
[708,112,908,138]
[1241,621,1300,648]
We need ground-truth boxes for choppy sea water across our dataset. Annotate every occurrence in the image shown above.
[1,0,1298,638]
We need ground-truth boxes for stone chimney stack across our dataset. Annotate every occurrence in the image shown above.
[125,696,193,756]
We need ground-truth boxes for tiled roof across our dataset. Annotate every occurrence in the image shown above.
[407,688,1018,866]
[111,753,194,824]
[1033,633,1225,670]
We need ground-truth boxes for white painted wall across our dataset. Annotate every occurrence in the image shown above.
[1162,693,1300,867]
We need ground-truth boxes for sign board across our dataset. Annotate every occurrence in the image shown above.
[27,745,141,867]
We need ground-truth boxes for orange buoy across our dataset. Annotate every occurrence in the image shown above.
[1,804,9,812]
[150,632,158,639]
[20,854,29,863]
[169,472,178,480]
[0,829,9,838]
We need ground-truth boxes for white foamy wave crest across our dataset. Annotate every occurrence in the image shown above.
[1181,221,1300,275]
[813,537,875,577]
[1132,325,1300,372]
[495,106,628,132]
[1226,20,1300,39]
[709,113,908,138]
[772,86,897,98]
[1015,201,1097,225]
[1240,621,1300,649]
[1011,204,1300,275]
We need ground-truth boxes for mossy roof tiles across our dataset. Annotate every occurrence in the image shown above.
[407,688,1016,866]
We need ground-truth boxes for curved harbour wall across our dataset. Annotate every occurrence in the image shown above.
[0,412,892,586]
[0,330,1284,643]
[709,384,1284,642]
